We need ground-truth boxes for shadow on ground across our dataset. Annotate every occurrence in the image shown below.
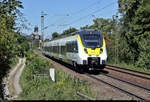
[0,61,11,99]
[44,54,109,75]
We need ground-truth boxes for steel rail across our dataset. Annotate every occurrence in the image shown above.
[107,65,150,76]
[86,74,147,101]
[105,66,150,80]
[101,73,150,92]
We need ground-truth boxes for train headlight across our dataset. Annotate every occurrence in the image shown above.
[84,48,88,54]
[100,48,103,53]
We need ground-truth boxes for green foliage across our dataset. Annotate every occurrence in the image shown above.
[19,51,95,100]
[14,33,30,56]
[0,0,30,99]
[0,0,23,30]
[51,32,59,40]
[93,18,113,34]
[0,18,16,64]
[118,0,150,68]
[30,40,40,50]
[0,0,26,64]
[9,56,19,68]
[61,27,78,36]
[50,27,78,40]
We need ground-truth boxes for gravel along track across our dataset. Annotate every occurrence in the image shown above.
[34,50,144,100]
[87,73,150,101]
[105,66,150,90]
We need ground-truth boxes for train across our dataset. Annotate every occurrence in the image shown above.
[42,29,107,71]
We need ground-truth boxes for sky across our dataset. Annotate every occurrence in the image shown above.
[19,0,118,39]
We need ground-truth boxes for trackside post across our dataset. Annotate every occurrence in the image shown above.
[49,68,55,82]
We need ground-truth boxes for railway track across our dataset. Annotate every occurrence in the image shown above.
[85,74,149,101]
[35,50,150,100]
[67,64,150,101]
[50,57,150,100]
[105,65,150,90]
[102,72,150,92]
[89,65,150,101]
[106,65,150,80]
[107,65,150,75]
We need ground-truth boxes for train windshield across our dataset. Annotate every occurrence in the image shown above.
[80,31,103,48]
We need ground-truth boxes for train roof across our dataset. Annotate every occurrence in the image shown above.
[49,29,101,42]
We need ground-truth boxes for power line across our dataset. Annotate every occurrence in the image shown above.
[70,1,116,26]
[56,0,102,26]
[47,0,102,28]
[71,0,102,15]
[61,1,116,31]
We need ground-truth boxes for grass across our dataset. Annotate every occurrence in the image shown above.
[18,51,96,100]
[109,96,115,100]
[9,56,19,68]
[108,61,150,74]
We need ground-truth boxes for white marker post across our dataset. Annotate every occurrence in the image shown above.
[49,68,55,82]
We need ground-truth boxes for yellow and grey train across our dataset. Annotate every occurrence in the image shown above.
[42,29,107,70]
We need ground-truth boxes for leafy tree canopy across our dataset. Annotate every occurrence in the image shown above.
[118,0,150,68]
[51,32,59,40]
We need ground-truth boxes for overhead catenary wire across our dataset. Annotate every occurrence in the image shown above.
[70,0,102,15]
[47,0,103,28]
[60,1,116,31]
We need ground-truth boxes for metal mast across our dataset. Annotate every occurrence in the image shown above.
[41,11,47,42]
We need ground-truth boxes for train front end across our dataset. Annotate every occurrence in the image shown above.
[77,29,107,70]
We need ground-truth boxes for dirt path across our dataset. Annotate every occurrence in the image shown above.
[14,58,26,96]
[3,58,26,99]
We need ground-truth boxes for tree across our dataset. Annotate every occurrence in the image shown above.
[0,0,24,30]
[51,32,59,40]
[14,33,30,57]
[0,16,16,64]
[0,0,25,64]
[118,0,150,68]
[0,0,26,98]
[80,25,90,29]
[61,27,78,36]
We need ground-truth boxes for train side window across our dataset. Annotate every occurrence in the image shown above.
[61,45,65,55]
[70,41,72,52]
[66,41,68,52]
[52,46,53,52]
[67,41,71,52]
[49,46,51,52]
[66,41,78,53]
[72,40,78,53]
[75,40,78,53]
[73,41,75,52]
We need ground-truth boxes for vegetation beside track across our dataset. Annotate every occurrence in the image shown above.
[108,62,150,74]
[18,51,96,100]
[9,57,19,68]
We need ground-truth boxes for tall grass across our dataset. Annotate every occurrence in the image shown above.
[18,51,96,100]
